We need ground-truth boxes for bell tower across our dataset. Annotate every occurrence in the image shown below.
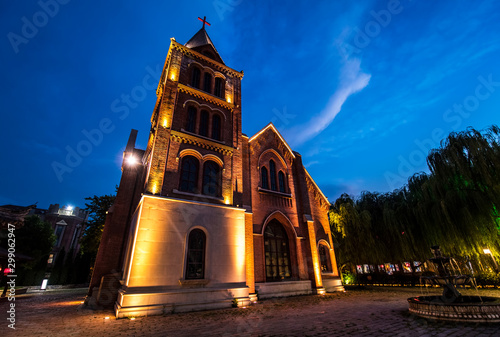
[104,21,250,318]
[144,20,244,206]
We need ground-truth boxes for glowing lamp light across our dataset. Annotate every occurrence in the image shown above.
[41,279,48,290]
[169,69,178,81]
[484,248,492,254]
[3,268,12,275]
[126,156,138,165]
[224,198,230,205]
[226,96,232,104]
[66,205,73,211]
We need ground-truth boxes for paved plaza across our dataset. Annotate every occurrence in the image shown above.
[2,286,500,336]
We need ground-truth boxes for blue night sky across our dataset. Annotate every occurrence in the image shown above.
[1,0,500,209]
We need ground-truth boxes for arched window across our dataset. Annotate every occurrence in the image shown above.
[202,161,221,197]
[179,156,199,193]
[261,167,269,189]
[319,244,333,273]
[278,171,286,193]
[199,110,209,137]
[185,229,206,279]
[191,67,201,88]
[264,220,291,282]
[186,106,197,133]
[211,114,221,141]
[203,73,212,93]
[269,160,277,191]
[214,77,224,98]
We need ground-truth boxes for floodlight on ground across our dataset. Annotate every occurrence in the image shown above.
[41,279,48,290]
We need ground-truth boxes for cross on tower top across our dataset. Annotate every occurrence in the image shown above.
[198,16,211,29]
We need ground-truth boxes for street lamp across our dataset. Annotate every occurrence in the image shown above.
[126,155,138,165]
[483,248,498,271]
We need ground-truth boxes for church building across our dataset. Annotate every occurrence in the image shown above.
[87,22,343,317]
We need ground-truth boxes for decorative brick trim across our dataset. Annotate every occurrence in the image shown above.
[178,84,234,110]
[171,39,244,79]
[170,130,234,156]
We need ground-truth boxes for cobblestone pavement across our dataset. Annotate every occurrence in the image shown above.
[2,287,500,336]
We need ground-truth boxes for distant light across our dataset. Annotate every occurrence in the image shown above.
[126,156,138,165]
[41,279,48,290]
[484,248,492,254]
[104,317,110,320]
[225,198,230,205]
[66,205,73,211]
[130,317,136,321]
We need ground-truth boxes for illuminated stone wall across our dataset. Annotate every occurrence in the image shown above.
[123,195,247,288]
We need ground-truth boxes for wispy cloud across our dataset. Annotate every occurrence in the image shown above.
[304,160,320,168]
[285,58,371,147]
[32,141,62,156]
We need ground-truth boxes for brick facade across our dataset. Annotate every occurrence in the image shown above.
[88,26,342,313]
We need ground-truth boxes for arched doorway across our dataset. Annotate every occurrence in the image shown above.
[264,220,291,282]
[318,242,333,273]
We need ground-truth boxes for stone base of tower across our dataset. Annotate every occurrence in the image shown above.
[116,195,249,317]
[255,280,312,299]
[323,276,344,292]
[115,284,250,318]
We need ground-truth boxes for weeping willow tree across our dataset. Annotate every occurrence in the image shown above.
[329,194,385,268]
[425,125,500,263]
[330,125,500,271]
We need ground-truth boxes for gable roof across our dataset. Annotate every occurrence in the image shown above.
[249,123,330,206]
[184,28,224,64]
[304,169,330,205]
[248,123,295,160]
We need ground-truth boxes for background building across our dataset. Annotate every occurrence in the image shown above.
[30,204,89,264]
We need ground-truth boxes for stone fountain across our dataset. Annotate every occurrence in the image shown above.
[407,246,500,322]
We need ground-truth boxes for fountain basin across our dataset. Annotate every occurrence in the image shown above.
[408,296,500,323]
[421,275,470,286]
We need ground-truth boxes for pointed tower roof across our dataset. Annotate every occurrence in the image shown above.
[185,27,224,64]
[185,27,214,49]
